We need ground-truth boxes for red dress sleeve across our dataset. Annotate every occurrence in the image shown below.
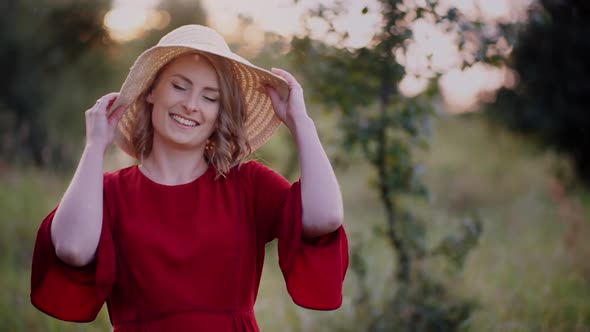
[30,176,117,322]
[247,161,349,310]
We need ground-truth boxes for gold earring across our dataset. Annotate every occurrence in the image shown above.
[205,140,214,151]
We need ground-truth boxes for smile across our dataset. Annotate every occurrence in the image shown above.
[170,114,199,127]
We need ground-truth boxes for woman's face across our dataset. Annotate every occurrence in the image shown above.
[147,53,220,151]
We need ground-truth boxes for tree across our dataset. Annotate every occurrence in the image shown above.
[135,0,207,48]
[0,0,115,167]
[290,1,494,330]
[486,0,590,187]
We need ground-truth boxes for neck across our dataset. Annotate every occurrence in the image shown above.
[141,138,208,185]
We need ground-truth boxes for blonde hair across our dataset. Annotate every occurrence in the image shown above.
[129,52,251,178]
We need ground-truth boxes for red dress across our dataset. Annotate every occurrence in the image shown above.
[30,161,348,331]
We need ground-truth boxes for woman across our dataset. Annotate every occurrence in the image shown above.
[31,25,348,331]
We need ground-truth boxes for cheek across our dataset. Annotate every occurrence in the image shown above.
[207,105,221,125]
[151,84,179,106]
[151,107,167,126]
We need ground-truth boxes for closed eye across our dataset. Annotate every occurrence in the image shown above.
[204,96,218,103]
[172,83,186,91]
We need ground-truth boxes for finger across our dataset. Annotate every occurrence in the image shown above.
[271,68,302,89]
[106,97,116,112]
[93,98,108,112]
[103,92,120,100]
[107,105,126,125]
[105,93,120,112]
[264,84,284,111]
[95,92,120,112]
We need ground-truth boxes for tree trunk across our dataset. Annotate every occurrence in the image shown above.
[377,68,411,284]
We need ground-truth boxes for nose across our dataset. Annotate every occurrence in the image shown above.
[182,94,200,113]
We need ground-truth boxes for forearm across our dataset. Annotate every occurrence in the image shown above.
[292,116,344,238]
[51,143,105,267]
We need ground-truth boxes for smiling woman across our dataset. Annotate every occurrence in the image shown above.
[146,54,220,169]
[30,25,348,332]
[130,52,251,179]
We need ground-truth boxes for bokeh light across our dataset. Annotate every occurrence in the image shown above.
[104,0,531,110]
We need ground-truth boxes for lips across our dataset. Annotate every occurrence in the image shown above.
[170,113,199,127]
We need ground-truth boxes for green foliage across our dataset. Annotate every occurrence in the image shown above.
[0,0,116,168]
[289,1,506,330]
[373,275,477,332]
[486,0,590,186]
[0,168,112,331]
[431,214,483,269]
[334,115,590,332]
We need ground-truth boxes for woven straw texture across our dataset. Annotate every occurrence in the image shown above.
[111,25,289,159]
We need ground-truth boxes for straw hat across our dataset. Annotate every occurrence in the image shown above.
[110,24,289,159]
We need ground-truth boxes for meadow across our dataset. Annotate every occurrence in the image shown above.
[1,114,589,331]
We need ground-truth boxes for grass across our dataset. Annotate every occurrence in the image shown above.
[0,168,111,332]
[421,114,590,332]
[1,113,590,331]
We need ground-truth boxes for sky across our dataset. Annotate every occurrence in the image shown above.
[104,0,533,112]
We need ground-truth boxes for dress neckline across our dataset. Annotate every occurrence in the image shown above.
[134,164,213,189]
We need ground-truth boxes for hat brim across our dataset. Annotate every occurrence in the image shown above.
[111,44,289,160]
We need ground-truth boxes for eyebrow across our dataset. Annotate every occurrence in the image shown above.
[172,74,219,92]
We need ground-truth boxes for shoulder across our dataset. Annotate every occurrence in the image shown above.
[101,165,137,217]
[233,160,284,179]
[236,160,273,174]
[103,165,138,188]
[230,160,291,189]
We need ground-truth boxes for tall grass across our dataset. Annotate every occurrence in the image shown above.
[421,114,590,332]
[0,168,112,331]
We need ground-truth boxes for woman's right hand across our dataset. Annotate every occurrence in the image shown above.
[85,92,126,152]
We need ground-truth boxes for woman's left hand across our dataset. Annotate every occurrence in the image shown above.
[265,68,310,132]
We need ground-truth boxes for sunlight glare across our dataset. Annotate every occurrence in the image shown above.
[202,0,381,50]
[439,63,507,112]
[409,19,461,74]
[438,0,533,23]
[399,75,430,97]
[104,7,149,41]
[105,0,532,110]
[104,0,167,42]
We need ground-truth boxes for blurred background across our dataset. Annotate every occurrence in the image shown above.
[1,0,590,331]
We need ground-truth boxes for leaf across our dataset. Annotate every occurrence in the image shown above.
[447,7,458,21]
[431,213,483,268]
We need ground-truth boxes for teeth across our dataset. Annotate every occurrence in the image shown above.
[171,114,197,127]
